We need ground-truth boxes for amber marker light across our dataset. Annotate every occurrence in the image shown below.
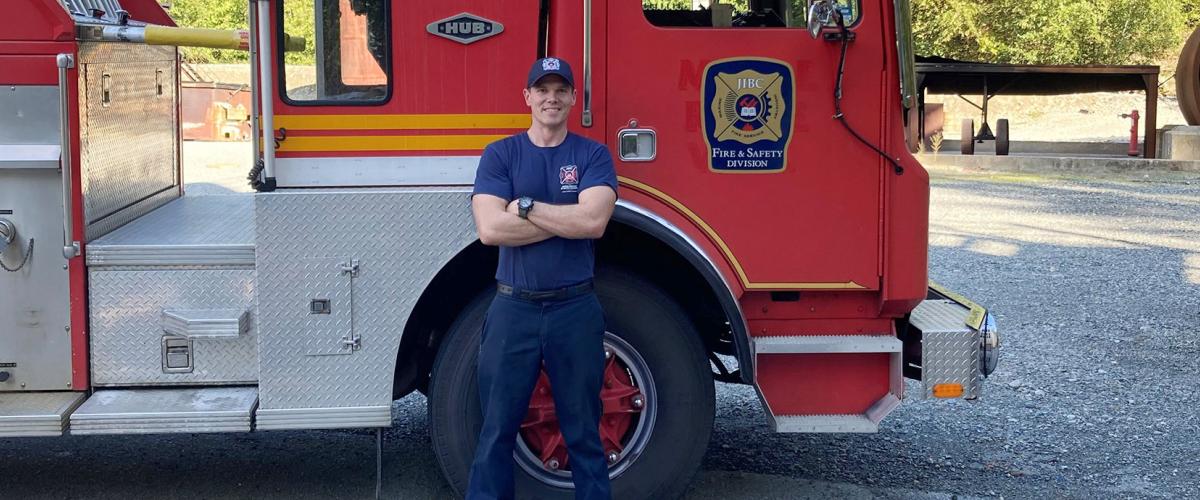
[932,383,964,398]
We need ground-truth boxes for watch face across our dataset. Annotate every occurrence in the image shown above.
[520,198,533,209]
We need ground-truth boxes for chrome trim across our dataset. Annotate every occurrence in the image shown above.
[255,0,276,182]
[249,0,261,165]
[616,128,657,162]
[614,199,751,379]
[56,54,80,260]
[581,0,593,127]
[980,313,1000,376]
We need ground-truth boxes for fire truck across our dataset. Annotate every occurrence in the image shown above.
[0,0,1000,497]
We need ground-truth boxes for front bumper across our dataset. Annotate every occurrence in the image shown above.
[906,283,1001,399]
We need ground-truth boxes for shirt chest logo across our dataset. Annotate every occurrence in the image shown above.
[559,165,579,192]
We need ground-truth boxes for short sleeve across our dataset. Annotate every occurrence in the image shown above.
[472,142,513,201]
[579,142,618,197]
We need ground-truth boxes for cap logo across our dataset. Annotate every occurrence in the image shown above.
[542,58,561,71]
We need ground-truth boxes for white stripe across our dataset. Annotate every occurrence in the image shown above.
[275,156,481,187]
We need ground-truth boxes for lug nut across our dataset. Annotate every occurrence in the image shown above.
[545,458,560,470]
[607,450,619,464]
[631,395,645,409]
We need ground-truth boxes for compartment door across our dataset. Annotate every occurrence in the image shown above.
[297,257,358,356]
[0,81,73,392]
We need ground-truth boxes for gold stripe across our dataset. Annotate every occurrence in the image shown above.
[274,114,532,131]
[277,134,508,152]
[617,176,866,290]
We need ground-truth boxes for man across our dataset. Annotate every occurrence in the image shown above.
[467,57,617,500]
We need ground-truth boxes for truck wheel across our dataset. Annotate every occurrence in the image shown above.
[995,118,1010,156]
[428,269,715,499]
[960,119,975,155]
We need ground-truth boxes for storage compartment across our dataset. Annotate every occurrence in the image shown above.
[87,195,257,386]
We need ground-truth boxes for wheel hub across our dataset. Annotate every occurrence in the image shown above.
[515,334,656,486]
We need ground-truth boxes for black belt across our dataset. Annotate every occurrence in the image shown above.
[497,281,593,301]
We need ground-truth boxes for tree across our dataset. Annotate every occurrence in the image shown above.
[167,0,249,63]
[167,0,314,64]
[911,0,1188,65]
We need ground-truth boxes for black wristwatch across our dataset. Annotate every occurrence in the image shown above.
[517,196,534,219]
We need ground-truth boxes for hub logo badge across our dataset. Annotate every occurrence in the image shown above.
[427,13,504,45]
[559,165,579,192]
[702,58,794,172]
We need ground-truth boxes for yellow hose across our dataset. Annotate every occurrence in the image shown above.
[142,25,306,52]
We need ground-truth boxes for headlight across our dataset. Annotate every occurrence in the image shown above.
[979,313,1000,376]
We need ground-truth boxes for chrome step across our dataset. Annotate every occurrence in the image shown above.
[70,387,257,435]
[0,392,86,437]
[752,335,901,354]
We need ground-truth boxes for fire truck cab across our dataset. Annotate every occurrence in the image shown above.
[0,0,999,497]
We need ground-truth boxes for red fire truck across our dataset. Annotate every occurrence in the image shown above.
[0,0,999,497]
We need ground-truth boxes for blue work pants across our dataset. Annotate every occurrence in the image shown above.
[466,291,612,500]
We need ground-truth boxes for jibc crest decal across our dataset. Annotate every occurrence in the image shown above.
[702,58,795,173]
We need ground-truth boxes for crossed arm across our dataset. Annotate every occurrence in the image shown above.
[472,186,617,247]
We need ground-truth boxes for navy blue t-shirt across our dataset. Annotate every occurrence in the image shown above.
[472,132,618,290]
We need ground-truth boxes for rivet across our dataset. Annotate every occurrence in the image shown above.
[607,450,619,464]
[65,326,71,331]
[631,395,645,409]
[545,458,560,470]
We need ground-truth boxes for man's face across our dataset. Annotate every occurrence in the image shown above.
[523,75,576,128]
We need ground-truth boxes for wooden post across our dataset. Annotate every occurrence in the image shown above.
[1144,73,1159,159]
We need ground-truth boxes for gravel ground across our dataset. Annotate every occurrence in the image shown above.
[2,152,1198,499]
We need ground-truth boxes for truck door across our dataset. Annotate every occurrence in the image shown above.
[606,0,882,290]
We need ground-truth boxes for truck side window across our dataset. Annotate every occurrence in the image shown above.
[643,0,859,29]
[280,0,390,104]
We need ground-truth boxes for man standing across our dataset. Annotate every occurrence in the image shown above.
[468,57,617,500]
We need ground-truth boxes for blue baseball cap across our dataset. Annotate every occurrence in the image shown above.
[527,57,575,88]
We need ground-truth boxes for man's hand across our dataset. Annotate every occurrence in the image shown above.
[506,199,521,215]
[472,194,555,247]
[524,186,616,240]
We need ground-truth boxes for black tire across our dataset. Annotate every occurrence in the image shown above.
[428,269,715,500]
[960,119,975,155]
[995,118,1010,156]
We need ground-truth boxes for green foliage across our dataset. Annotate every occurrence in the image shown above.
[911,0,1190,65]
[167,0,248,63]
[167,0,315,64]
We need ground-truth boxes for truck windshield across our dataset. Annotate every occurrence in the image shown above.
[280,0,390,104]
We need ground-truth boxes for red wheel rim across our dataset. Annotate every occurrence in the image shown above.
[518,350,645,471]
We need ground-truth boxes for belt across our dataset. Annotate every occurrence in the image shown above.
[497,281,594,301]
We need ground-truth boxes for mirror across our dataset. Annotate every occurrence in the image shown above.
[807,0,840,39]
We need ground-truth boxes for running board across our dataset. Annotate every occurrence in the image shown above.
[752,335,903,433]
[0,392,86,437]
[70,387,257,435]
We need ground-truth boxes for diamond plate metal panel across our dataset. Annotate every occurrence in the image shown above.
[89,269,257,385]
[78,43,179,241]
[910,300,973,333]
[256,189,476,411]
[0,392,85,437]
[913,300,982,399]
[70,387,256,434]
[87,195,255,266]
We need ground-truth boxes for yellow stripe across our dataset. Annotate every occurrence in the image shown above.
[274,114,532,131]
[277,134,507,152]
[617,176,867,291]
